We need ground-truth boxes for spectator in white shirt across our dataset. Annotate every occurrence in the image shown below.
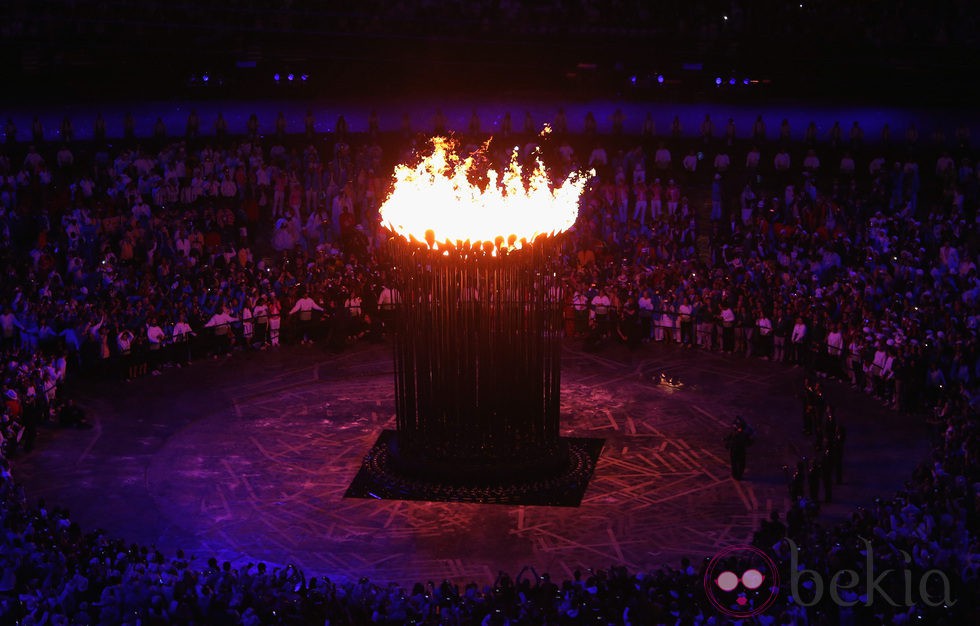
[825,323,844,378]
[713,151,730,173]
[637,291,653,340]
[682,149,698,174]
[720,306,736,353]
[145,319,166,373]
[654,144,671,170]
[588,144,608,170]
[774,149,791,173]
[791,317,807,365]
[289,291,324,345]
[880,347,896,403]
[867,341,886,392]
[205,306,238,355]
[145,320,164,344]
[803,149,821,172]
[170,314,194,364]
[678,299,693,345]
[220,175,237,199]
[591,289,611,338]
[756,310,773,359]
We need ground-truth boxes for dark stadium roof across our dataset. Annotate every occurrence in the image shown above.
[2,0,978,103]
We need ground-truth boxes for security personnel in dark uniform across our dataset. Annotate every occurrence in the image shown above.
[802,377,824,436]
[789,459,806,500]
[821,448,834,502]
[724,416,753,480]
[829,418,846,484]
[808,457,822,501]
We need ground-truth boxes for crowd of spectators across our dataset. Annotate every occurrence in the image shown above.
[0,104,977,623]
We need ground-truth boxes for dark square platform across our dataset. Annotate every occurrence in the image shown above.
[345,430,604,507]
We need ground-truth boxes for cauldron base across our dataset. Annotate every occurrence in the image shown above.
[345,430,603,507]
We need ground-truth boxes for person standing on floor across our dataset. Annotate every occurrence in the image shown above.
[289,289,324,345]
[724,415,754,480]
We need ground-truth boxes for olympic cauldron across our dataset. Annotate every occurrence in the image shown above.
[345,139,601,505]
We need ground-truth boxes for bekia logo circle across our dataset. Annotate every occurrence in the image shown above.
[703,544,780,618]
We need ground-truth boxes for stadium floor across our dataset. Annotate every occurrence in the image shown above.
[13,339,929,586]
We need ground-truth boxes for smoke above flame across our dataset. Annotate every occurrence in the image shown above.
[380,138,588,249]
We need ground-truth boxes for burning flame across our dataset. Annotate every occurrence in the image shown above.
[380,138,588,249]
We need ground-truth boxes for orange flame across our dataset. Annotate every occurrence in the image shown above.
[380,138,588,249]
